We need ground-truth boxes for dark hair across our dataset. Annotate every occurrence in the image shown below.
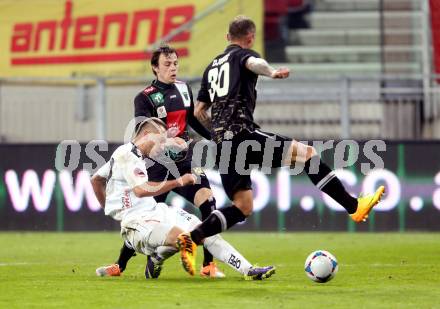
[228,15,256,40]
[150,45,178,76]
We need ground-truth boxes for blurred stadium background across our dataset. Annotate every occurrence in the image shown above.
[0,0,440,233]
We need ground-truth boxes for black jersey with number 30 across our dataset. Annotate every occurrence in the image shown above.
[197,44,261,144]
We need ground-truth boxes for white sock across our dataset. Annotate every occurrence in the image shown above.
[153,246,177,263]
[203,235,252,275]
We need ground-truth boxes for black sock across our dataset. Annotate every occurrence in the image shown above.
[304,155,358,214]
[190,205,246,245]
[116,242,136,272]
[198,197,216,267]
[199,196,216,219]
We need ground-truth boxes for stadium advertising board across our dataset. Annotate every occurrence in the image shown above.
[1,142,440,231]
[0,0,263,77]
[431,0,440,77]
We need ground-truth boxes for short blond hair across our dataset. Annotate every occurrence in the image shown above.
[134,117,167,138]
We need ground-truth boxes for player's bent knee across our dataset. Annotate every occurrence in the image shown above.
[234,202,253,217]
[233,190,253,216]
[194,188,213,207]
[163,226,184,248]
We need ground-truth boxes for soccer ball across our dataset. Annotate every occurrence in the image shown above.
[304,250,338,283]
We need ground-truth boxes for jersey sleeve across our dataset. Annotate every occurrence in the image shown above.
[134,92,154,118]
[238,49,261,68]
[196,67,211,105]
[94,161,111,179]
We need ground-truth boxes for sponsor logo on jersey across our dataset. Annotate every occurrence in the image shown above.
[122,189,132,209]
[133,167,146,177]
[143,86,156,95]
[166,110,187,136]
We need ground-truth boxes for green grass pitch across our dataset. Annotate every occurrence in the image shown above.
[1,232,439,309]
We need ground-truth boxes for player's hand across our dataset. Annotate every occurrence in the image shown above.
[195,102,210,123]
[271,67,290,79]
[167,127,179,138]
[178,173,197,187]
[165,137,188,151]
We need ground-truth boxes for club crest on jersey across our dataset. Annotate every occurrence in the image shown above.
[150,92,164,105]
[182,92,189,100]
[157,106,167,118]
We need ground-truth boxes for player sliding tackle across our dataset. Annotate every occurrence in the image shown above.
[91,118,275,280]
[175,15,386,275]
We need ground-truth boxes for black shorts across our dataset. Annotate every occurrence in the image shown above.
[146,142,211,204]
[215,129,292,201]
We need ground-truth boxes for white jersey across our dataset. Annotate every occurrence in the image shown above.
[94,142,157,223]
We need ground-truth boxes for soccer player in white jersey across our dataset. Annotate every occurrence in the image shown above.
[92,118,275,280]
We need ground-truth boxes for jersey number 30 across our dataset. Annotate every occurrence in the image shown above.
[208,62,230,101]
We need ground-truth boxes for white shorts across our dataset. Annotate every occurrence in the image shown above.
[120,203,201,256]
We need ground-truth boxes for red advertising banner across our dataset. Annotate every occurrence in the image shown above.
[430,0,440,77]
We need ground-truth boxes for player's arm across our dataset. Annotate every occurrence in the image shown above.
[187,85,211,139]
[134,92,156,131]
[134,93,154,118]
[132,174,196,198]
[194,101,211,125]
[122,154,196,198]
[194,69,212,125]
[91,175,107,208]
[90,161,111,208]
[245,56,290,79]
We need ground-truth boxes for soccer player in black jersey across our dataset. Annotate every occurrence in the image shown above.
[96,46,225,278]
[175,16,385,272]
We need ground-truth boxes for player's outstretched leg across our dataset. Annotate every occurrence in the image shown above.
[351,185,385,222]
[244,266,276,281]
[188,206,246,247]
[292,142,385,222]
[203,234,276,280]
[304,155,385,222]
[197,196,219,275]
